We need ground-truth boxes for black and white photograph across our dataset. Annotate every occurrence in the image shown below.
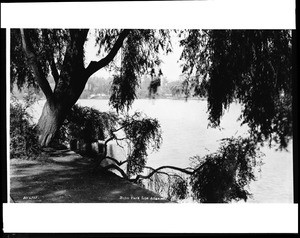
[2,0,298,234]
[8,27,294,204]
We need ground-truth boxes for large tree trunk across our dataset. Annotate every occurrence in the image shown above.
[21,29,129,147]
[37,100,68,147]
[37,76,87,147]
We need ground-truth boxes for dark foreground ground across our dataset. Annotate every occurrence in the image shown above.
[10,148,169,203]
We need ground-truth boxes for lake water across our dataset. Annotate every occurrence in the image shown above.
[30,99,293,203]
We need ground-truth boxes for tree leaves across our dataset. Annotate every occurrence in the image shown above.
[11,29,39,90]
[109,29,172,112]
[11,29,70,91]
[180,30,293,149]
[121,112,162,176]
[190,136,263,203]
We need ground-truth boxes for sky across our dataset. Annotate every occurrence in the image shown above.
[84,30,184,82]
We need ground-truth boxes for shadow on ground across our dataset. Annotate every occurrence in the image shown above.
[10,148,169,203]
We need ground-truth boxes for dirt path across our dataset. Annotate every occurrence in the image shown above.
[10,148,169,203]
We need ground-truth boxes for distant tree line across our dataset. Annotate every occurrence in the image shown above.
[11,75,198,101]
[78,75,197,99]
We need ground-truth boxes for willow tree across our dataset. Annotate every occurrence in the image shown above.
[179,30,293,149]
[11,29,171,146]
[11,29,292,150]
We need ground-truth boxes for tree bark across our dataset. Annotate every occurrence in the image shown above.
[37,100,66,147]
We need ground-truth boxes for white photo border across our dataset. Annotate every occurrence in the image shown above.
[2,0,297,234]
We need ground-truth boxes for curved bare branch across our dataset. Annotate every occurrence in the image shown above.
[102,163,129,179]
[85,29,130,78]
[130,166,194,182]
[105,156,128,166]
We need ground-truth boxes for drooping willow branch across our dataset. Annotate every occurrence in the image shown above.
[97,118,202,182]
[89,110,194,182]
[89,120,261,203]
[101,154,206,183]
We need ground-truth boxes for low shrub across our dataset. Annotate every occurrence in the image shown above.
[10,97,41,159]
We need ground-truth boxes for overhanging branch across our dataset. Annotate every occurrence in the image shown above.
[102,163,129,179]
[85,29,130,78]
[105,156,128,166]
[130,166,195,182]
[100,153,207,185]
[143,166,186,180]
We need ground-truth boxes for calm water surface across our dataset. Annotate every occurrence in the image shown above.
[31,99,293,203]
